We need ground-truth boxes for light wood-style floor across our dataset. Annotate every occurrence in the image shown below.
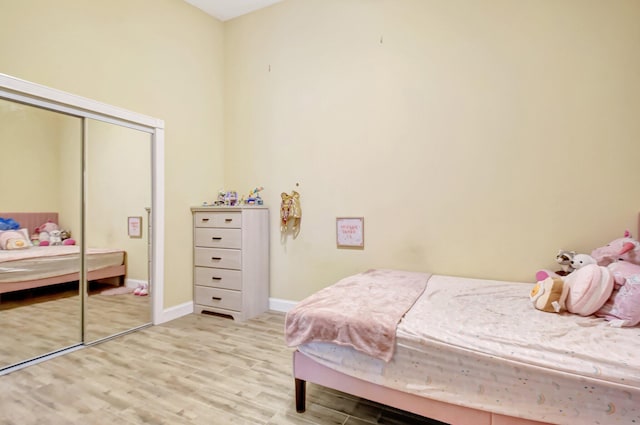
[0,283,150,367]
[0,311,445,425]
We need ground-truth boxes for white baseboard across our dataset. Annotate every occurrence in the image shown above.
[125,278,147,289]
[156,301,193,325]
[154,298,295,325]
[269,297,297,313]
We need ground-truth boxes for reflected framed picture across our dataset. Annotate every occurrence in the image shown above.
[336,217,364,249]
[128,216,142,238]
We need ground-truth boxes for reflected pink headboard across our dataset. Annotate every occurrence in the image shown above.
[0,212,58,235]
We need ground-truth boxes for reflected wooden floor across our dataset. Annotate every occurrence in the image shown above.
[0,312,445,425]
[0,283,150,367]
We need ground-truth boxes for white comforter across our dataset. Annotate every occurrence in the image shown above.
[0,246,124,283]
[299,274,640,425]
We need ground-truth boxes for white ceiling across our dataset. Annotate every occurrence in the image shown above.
[184,0,282,21]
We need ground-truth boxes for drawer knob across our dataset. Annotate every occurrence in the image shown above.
[211,276,222,281]
[225,218,233,222]
[211,257,222,261]
[201,218,210,222]
[211,237,222,240]
[211,296,222,301]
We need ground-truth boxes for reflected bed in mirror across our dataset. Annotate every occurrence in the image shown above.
[0,212,126,295]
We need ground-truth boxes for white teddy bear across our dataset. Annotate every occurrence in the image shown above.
[570,254,597,270]
[48,230,62,246]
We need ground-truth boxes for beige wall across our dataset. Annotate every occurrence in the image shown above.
[3,0,640,308]
[225,0,640,300]
[0,0,225,308]
[0,102,70,213]
[86,120,151,282]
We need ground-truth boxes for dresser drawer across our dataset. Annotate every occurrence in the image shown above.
[194,267,242,290]
[195,286,242,311]
[194,228,241,249]
[194,212,241,229]
[194,247,241,270]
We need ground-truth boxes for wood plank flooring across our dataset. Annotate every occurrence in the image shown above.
[0,311,445,425]
[0,283,150,367]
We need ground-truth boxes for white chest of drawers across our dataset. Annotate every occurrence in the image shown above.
[191,206,269,321]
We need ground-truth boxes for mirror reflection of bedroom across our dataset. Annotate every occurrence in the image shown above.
[0,98,151,370]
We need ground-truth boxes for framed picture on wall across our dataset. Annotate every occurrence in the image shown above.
[336,217,364,249]
[128,216,142,238]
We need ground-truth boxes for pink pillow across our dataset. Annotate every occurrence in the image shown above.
[565,264,614,316]
[596,275,640,327]
[0,228,31,250]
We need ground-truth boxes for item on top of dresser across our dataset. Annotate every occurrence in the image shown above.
[530,276,567,313]
[280,190,302,235]
[555,249,576,275]
[244,186,264,205]
[224,191,238,206]
[591,230,640,266]
[216,190,225,205]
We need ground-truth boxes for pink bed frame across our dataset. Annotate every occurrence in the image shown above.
[0,212,126,294]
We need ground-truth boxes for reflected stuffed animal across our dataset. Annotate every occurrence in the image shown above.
[49,230,62,246]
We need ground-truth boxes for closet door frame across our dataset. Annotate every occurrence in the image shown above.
[0,73,165,326]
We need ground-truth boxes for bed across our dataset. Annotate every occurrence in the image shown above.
[285,269,640,425]
[0,212,126,295]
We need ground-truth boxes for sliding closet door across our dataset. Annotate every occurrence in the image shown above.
[0,98,82,369]
[84,119,152,343]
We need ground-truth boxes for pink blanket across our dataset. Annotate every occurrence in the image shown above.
[285,269,431,362]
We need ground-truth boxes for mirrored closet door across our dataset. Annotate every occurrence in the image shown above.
[0,98,83,368]
[85,119,152,343]
[0,73,164,372]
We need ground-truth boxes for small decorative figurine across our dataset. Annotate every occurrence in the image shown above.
[224,191,238,206]
[244,186,264,205]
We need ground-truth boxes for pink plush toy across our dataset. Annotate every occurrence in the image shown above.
[35,221,58,235]
[596,275,640,327]
[564,264,614,316]
[591,231,640,266]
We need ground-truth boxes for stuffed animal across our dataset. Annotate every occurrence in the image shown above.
[555,250,576,275]
[530,277,567,313]
[35,221,58,235]
[570,254,597,270]
[49,230,62,246]
[591,231,640,266]
[564,264,614,316]
[35,221,59,246]
[596,275,640,327]
[38,231,50,245]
